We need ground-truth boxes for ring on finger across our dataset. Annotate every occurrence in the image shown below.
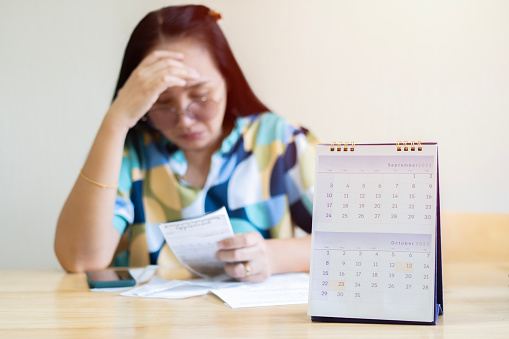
[243,262,252,277]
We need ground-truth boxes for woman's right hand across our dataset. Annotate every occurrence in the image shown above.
[107,50,200,130]
[56,50,199,273]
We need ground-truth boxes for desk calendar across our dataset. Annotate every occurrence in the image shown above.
[308,142,443,325]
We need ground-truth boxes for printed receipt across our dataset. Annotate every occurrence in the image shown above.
[158,207,234,279]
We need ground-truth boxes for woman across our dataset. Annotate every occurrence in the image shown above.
[55,5,319,282]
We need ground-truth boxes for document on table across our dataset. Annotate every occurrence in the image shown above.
[120,273,310,308]
[159,206,234,279]
[210,273,310,308]
[121,277,239,299]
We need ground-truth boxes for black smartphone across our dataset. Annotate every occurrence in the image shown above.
[86,269,136,289]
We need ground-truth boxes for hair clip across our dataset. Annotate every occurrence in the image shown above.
[209,9,222,21]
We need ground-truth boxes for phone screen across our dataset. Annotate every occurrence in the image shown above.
[86,269,136,288]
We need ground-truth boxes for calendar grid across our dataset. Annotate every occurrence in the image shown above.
[314,172,435,226]
[308,143,440,323]
[310,232,433,305]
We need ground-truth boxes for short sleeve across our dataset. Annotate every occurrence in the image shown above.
[284,123,320,233]
[113,145,136,234]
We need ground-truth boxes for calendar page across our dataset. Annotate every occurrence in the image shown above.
[308,142,441,324]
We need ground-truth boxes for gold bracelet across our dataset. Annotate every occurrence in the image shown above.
[79,169,118,189]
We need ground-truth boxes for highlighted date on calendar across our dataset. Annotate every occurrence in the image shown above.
[310,231,434,306]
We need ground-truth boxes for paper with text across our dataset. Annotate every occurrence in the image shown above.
[159,207,234,279]
[121,277,238,299]
[210,273,309,308]
[120,273,310,308]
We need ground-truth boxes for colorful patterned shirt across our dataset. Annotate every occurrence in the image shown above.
[113,112,319,267]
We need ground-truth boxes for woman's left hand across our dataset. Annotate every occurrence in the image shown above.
[216,232,272,283]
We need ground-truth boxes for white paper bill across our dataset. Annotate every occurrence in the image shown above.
[210,273,310,308]
[158,206,234,279]
[120,273,310,308]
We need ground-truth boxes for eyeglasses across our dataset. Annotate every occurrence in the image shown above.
[147,97,219,127]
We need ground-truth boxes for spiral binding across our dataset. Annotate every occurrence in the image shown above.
[330,142,355,151]
[329,141,422,152]
[396,141,422,152]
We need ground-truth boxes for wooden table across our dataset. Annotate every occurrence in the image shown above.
[1,262,508,338]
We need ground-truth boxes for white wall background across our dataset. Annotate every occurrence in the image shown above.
[1,0,508,270]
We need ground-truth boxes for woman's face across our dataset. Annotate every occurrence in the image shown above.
[148,38,227,154]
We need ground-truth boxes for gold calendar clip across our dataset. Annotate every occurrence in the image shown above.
[331,141,356,151]
[396,140,422,151]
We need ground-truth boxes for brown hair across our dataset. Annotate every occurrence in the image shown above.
[114,5,269,134]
